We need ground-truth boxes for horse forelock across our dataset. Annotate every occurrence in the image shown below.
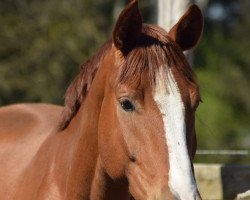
[58,24,197,130]
[117,24,196,88]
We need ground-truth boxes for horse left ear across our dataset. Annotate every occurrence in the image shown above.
[169,4,204,51]
[113,0,142,54]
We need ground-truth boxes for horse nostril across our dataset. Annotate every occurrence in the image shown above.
[129,155,136,163]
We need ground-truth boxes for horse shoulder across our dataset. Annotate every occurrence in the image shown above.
[0,103,62,139]
[0,103,63,198]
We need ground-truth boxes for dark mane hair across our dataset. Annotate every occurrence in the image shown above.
[59,24,196,130]
[58,40,112,130]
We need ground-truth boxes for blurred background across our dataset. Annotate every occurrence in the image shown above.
[0,0,249,164]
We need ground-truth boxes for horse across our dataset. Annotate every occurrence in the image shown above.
[0,1,204,199]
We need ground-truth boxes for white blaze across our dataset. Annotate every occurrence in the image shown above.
[154,67,198,200]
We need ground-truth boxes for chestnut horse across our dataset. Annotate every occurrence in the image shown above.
[0,1,203,199]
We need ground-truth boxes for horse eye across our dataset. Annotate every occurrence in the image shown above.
[120,99,135,112]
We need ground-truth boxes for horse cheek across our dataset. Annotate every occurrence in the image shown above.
[98,104,128,180]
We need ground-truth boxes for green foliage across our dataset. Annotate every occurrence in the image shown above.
[0,0,115,105]
[194,0,250,163]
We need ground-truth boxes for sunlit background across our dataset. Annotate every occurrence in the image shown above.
[0,0,249,164]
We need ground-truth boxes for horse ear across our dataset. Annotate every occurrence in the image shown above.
[113,0,142,54]
[169,4,204,51]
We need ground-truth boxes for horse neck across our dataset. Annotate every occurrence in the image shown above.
[14,90,103,199]
[56,72,106,199]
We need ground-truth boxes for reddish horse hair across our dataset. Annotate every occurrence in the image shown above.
[0,1,203,199]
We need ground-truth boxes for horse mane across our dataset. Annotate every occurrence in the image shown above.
[58,24,196,130]
[58,40,112,130]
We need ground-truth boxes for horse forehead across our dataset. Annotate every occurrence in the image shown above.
[152,65,195,122]
[154,65,188,94]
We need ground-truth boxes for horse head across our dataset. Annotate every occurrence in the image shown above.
[97,0,203,199]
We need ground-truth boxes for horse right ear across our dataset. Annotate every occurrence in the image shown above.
[169,4,204,51]
[113,0,142,54]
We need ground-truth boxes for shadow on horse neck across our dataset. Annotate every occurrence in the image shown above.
[0,1,204,200]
